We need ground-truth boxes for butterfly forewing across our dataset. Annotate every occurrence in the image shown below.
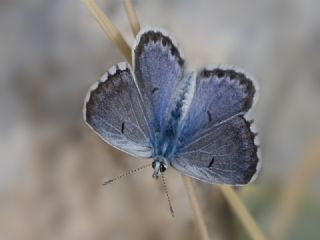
[133,28,184,132]
[180,68,256,139]
[84,63,154,158]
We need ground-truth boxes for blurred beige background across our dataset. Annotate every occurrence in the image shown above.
[0,0,319,239]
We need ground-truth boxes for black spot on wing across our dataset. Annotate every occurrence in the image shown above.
[151,87,159,94]
[215,69,225,78]
[207,111,212,122]
[121,122,125,134]
[208,157,215,168]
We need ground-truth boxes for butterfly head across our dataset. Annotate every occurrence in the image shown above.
[152,157,168,179]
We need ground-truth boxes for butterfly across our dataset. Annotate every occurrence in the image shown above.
[83,27,261,185]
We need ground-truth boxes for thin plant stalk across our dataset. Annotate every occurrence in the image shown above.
[182,176,210,240]
[83,0,131,62]
[123,0,140,36]
[271,140,320,240]
[219,185,267,240]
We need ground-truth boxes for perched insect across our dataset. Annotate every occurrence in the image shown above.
[84,27,261,186]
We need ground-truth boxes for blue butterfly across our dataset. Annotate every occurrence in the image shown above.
[84,27,261,185]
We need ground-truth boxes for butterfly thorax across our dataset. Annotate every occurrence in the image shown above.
[152,157,168,179]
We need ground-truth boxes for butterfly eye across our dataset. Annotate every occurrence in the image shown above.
[152,161,156,169]
[160,164,167,173]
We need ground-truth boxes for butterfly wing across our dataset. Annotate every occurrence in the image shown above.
[84,62,154,158]
[133,27,184,132]
[172,115,260,185]
[181,68,257,138]
[172,68,260,185]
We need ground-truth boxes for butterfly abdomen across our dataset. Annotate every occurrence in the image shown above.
[158,72,196,158]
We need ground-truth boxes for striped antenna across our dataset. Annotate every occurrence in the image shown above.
[161,173,175,217]
[103,163,152,185]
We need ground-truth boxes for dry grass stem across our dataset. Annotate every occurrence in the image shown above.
[182,176,210,240]
[271,140,320,240]
[219,185,268,240]
[123,0,141,36]
[83,0,131,62]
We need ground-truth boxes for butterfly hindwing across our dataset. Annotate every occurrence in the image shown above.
[133,28,184,132]
[172,115,260,185]
[84,62,154,158]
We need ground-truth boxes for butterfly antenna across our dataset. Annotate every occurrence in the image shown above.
[161,173,175,217]
[102,163,152,185]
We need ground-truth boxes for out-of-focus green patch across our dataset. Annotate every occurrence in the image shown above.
[284,197,320,240]
[236,185,279,240]
[233,185,320,240]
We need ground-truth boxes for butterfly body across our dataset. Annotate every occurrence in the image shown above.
[156,72,196,158]
[84,27,261,185]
